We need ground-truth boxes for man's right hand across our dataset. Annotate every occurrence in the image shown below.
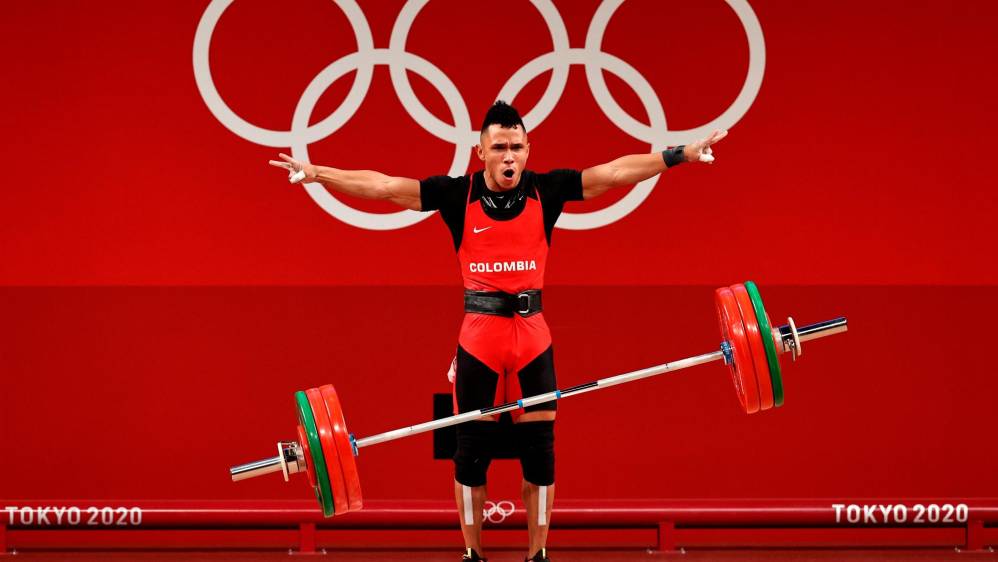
[683,129,728,164]
[266,156,423,210]
[268,153,317,184]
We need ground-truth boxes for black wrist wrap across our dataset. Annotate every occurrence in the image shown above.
[661,145,686,168]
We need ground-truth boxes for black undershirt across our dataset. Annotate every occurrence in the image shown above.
[420,169,584,250]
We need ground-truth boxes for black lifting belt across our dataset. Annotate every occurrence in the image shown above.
[464,289,542,317]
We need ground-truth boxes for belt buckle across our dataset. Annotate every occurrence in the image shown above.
[516,292,532,315]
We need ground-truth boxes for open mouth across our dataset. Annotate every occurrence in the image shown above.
[502,169,514,179]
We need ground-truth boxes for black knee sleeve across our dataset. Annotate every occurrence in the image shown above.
[453,421,499,487]
[516,420,555,486]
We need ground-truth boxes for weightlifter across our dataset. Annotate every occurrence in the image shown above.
[270,101,726,562]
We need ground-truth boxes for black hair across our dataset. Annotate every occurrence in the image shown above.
[480,100,526,133]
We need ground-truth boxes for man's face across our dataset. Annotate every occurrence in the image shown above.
[477,124,530,190]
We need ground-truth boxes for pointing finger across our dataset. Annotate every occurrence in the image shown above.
[707,129,728,145]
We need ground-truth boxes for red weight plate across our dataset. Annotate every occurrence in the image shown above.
[320,384,363,513]
[296,424,318,488]
[306,388,350,516]
[731,284,775,411]
[715,287,761,414]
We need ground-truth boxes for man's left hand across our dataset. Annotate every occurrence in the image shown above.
[684,129,728,164]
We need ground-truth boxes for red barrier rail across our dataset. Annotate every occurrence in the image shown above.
[3,499,997,527]
[3,499,997,552]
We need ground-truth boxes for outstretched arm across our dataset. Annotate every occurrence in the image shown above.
[268,153,422,211]
[580,129,728,200]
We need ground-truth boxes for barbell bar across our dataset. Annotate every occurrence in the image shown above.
[229,282,847,516]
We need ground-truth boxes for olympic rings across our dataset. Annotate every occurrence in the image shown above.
[483,500,515,524]
[193,0,765,231]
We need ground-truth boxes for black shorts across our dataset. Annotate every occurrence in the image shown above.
[453,344,558,417]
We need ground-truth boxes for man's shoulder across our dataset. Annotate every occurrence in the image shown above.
[422,173,471,187]
[529,168,581,187]
[530,168,580,177]
[420,173,473,212]
[529,169,584,204]
[421,173,472,200]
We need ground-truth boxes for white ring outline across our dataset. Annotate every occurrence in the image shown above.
[389,0,571,146]
[291,49,471,230]
[193,0,375,148]
[498,48,667,230]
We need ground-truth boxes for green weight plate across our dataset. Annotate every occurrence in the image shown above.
[744,281,784,407]
[295,390,335,516]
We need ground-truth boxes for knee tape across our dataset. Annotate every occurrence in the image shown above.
[453,421,499,487]
[516,420,555,486]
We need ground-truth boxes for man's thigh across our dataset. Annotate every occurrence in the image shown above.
[454,344,501,416]
[513,345,557,418]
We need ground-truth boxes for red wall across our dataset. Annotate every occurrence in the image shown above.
[2,286,996,502]
[2,0,996,286]
[2,0,997,504]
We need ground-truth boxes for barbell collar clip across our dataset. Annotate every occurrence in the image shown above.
[231,455,285,482]
[778,316,847,347]
[231,441,304,482]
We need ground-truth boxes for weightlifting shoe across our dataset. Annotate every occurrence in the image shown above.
[525,547,550,562]
[462,547,486,561]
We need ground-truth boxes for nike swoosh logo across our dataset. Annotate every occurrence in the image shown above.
[473,226,492,234]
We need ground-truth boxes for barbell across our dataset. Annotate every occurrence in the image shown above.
[229,281,847,517]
